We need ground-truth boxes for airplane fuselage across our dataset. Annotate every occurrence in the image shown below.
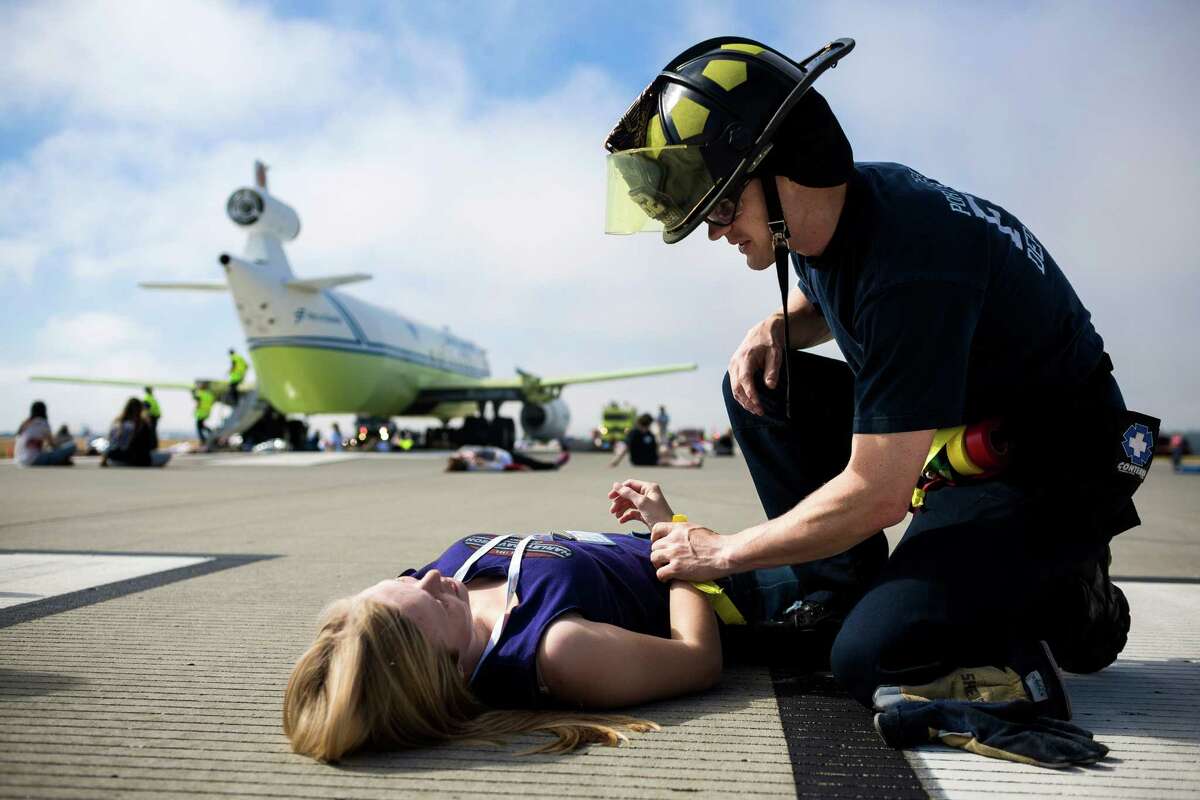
[223,224,487,420]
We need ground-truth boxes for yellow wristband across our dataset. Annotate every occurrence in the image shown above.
[672,513,747,625]
[692,581,747,625]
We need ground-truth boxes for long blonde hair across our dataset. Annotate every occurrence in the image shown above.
[283,595,659,761]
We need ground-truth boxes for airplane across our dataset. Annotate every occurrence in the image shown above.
[33,162,695,449]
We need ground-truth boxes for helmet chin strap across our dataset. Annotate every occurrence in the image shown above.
[759,174,792,419]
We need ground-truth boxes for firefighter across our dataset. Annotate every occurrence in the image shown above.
[603,35,1158,766]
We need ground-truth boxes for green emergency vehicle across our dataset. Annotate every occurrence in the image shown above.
[595,402,637,450]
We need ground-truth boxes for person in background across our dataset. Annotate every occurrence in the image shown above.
[14,401,75,466]
[445,445,570,472]
[193,381,215,446]
[657,405,671,442]
[610,414,702,468]
[1169,433,1186,472]
[101,397,171,468]
[143,386,162,448]
[228,348,249,404]
[328,422,344,452]
[54,424,74,448]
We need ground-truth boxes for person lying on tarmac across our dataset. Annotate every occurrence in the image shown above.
[283,481,848,762]
[283,528,718,762]
[101,397,171,468]
[446,445,569,472]
[14,400,76,467]
[609,414,703,468]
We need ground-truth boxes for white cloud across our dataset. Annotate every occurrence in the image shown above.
[0,0,380,131]
[2,311,194,435]
[35,311,150,356]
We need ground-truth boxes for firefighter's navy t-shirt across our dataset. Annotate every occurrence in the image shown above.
[793,162,1105,434]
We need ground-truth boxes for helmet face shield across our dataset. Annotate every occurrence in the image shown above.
[603,36,857,243]
[604,144,717,235]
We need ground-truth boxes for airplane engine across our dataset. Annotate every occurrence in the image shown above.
[226,188,301,241]
[519,399,570,441]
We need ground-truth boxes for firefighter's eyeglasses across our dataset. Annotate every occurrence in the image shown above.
[704,179,752,227]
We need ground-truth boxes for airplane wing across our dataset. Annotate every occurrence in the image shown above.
[498,363,697,390]
[414,363,696,405]
[30,376,241,393]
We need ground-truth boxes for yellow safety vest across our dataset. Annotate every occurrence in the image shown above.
[194,389,215,420]
[228,353,248,383]
[143,393,161,418]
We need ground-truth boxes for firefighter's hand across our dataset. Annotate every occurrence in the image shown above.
[608,479,674,529]
[729,313,783,416]
[650,522,732,582]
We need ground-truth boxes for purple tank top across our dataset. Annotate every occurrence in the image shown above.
[402,533,669,708]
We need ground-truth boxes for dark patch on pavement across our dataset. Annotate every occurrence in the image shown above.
[768,665,928,799]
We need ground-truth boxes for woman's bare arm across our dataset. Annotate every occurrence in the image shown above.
[536,581,720,708]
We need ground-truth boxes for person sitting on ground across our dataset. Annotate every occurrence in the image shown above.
[609,414,702,468]
[14,401,76,467]
[53,424,74,448]
[101,397,171,468]
[445,445,569,472]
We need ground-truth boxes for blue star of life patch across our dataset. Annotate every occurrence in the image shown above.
[1121,423,1154,467]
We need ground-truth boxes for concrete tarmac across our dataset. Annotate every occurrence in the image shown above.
[0,451,1196,798]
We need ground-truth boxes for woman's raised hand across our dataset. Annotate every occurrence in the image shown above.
[608,478,675,529]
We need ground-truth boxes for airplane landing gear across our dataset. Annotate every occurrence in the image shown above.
[448,400,515,450]
[456,415,515,451]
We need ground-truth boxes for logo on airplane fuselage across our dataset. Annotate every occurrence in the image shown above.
[294,307,343,325]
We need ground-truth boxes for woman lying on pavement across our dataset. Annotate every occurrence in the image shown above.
[445,444,570,472]
[283,478,816,762]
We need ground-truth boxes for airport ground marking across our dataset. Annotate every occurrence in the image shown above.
[0,550,278,629]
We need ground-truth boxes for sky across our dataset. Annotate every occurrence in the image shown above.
[1,0,1198,439]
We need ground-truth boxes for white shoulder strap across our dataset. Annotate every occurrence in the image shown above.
[453,534,512,582]
[468,534,534,684]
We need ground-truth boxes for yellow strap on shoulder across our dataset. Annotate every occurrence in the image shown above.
[672,514,747,626]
